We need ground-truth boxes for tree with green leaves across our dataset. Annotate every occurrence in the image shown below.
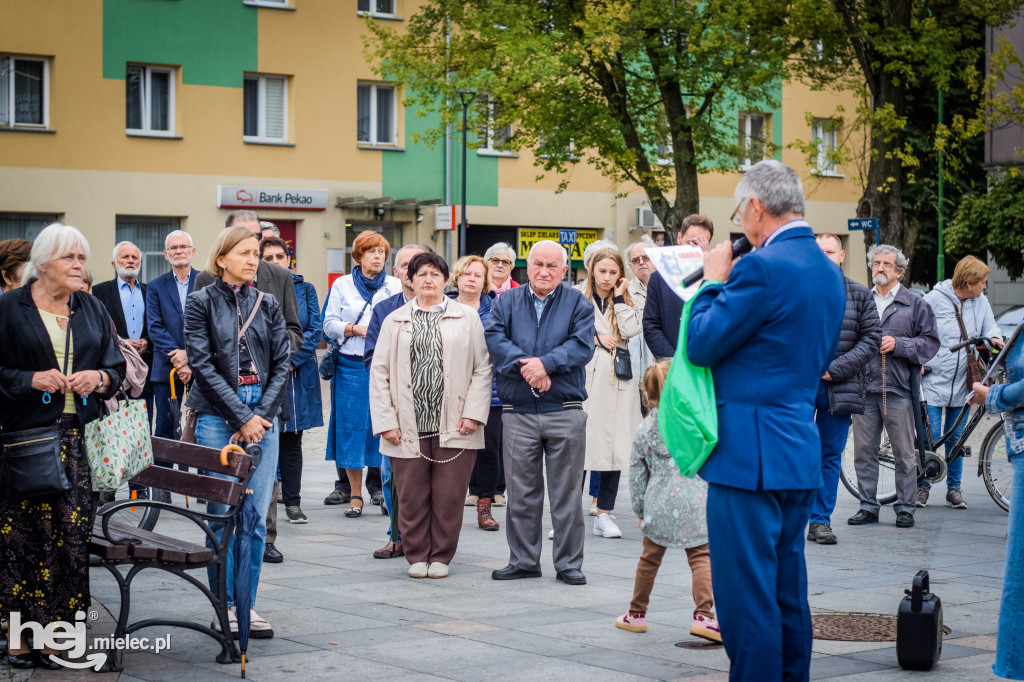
[364,0,794,241]
[949,170,1024,279]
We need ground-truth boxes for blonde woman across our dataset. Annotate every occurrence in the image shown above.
[582,247,642,539]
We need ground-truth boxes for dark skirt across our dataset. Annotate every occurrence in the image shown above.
[0,414,95,625]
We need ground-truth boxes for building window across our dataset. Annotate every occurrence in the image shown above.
[812,118,840,176]
[738,113,767,169]
[357,83,396,146]
[477,94,512,153]
[0,55,48,129]
[243,74,288,143]
[358,0,395,16]
[115,216,181,282]
[126,65,174,136]
[0,212,59,241]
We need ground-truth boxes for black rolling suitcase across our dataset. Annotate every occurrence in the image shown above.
[897,570,943,671]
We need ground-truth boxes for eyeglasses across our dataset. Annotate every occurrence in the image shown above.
[730,198,748,227]
[871,261,896,271]
[263,253,289,263]
[489,257,513,267]
[165,245,193,252]
[630,255,651,265]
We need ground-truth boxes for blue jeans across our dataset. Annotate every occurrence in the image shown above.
[196,385,279,609]
[380,453,399,541]
[996,454,1024,678]
[810,384,852,525]
[923,405,967,490]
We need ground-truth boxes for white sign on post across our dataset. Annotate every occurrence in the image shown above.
[644,245,705,302]
[435,205,456,231]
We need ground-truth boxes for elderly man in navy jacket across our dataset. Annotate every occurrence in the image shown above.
[687,161,844,681]
[486,240,596,585]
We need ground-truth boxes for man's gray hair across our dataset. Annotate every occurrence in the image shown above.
[734,159,805,217]
[112,241,140,262]
[583,239,616,268]
[624,235,654,263]
[23,223,90,284]
[259,221,280,237]
[225,210,259,228]
[395,243,429,260]
[484,241,516,262]
[164,230,193,249]
[867,244,909,273]
[528,239,568,266]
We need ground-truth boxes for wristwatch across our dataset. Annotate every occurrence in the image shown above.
[96,370,105,391]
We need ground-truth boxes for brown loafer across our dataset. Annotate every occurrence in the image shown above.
[478,498,499,531]
[372,540,404,559]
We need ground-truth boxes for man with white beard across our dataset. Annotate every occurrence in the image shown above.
[93,241,154,425]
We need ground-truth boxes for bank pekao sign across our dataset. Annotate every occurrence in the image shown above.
[217,185,328,211]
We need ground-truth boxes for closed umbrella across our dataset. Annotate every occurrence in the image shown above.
[167,368,183,440]
[219,443,262,679]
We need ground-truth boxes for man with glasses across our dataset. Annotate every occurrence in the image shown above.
[625,238,655,405]
[849,244,939,529]
[643,215,713,360]
[146,230,199,441]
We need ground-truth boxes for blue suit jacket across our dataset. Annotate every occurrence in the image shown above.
[686,226,845,491]
[146,268,198,382]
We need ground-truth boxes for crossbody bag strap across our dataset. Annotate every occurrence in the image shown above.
[953,302,970,345]
[340,298,373,347]
[239,290,265,340]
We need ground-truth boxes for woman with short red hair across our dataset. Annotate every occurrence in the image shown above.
[323,230,400,517]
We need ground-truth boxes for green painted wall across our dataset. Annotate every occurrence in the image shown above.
[102,0,257,86]
[383,98,499,206]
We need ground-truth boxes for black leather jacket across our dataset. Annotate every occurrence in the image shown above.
[183,279,291,431]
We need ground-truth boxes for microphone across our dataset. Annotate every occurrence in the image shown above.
[680,236,753,287]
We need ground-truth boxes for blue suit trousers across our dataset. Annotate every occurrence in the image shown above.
[707,483,814,682]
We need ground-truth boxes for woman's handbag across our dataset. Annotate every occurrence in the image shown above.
[0,425,70,500]
[0,323,74,500]
[613,346,633,381]
[953,305,988,390]
[84,393,153,492]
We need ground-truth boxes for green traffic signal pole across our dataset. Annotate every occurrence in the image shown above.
[937,88,945,281]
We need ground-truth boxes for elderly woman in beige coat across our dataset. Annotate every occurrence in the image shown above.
[370,251,493,579]
[583,247,642,539]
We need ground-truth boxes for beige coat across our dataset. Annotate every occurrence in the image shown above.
[369,300,493,458]
[583,299,642,471]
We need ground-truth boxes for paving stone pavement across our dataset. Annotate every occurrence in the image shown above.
[10,387,1010,681]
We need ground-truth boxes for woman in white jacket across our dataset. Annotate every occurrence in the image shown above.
[369,251,493,579]
[582,247,642,539]
[920,255,1004,509]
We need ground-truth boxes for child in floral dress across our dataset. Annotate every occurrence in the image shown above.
[616,359,720,642]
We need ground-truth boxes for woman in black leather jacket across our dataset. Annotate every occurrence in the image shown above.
[184,226,289,640]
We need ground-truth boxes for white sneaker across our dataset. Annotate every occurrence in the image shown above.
[427,562,448,579]
[589,502,598,516]
[548,529,554,540]
[593,513,622,538]
[408,561,429,578]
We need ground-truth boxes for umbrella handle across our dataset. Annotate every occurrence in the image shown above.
[220,443,244,467]
[169,368,178,400]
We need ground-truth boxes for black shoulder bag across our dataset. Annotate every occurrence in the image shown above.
[0,325,72,501]
[319,297,373,380]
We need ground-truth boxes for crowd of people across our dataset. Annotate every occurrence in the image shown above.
[1,159,1022,679]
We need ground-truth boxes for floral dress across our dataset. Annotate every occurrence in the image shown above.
[629,408,708,548]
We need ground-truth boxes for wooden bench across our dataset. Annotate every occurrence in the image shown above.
[89,437,260,672]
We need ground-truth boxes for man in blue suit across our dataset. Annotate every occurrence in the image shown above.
[146,230,199,441]
[687,160,845,681]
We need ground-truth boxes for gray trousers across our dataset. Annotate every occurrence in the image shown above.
[851,393,918,515]
[502,409,587,573]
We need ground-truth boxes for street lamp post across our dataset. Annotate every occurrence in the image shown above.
[456,89,476,257]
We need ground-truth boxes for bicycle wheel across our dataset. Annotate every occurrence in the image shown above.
[97,481,168,532]
[980,420,1012,512]
[840,424,898,505]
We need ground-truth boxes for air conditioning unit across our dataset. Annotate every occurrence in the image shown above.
[633,206,662,230]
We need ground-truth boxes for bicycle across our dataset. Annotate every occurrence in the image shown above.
[97,481,170,532]
[840,335,1012,512]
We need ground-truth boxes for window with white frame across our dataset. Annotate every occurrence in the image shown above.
[738,113,767,169]
[116,216,181,283]
[358,0,395,16]
[812,118,839,175]
[126,65,174,135]
[0,55,49,129]
[243,74,288,143]
[656,105,693,166]
[357,83,396,146]
[477,94,511,153]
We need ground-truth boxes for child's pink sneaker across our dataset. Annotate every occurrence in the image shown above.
[690,613,722,643]
[615,611,647,633]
